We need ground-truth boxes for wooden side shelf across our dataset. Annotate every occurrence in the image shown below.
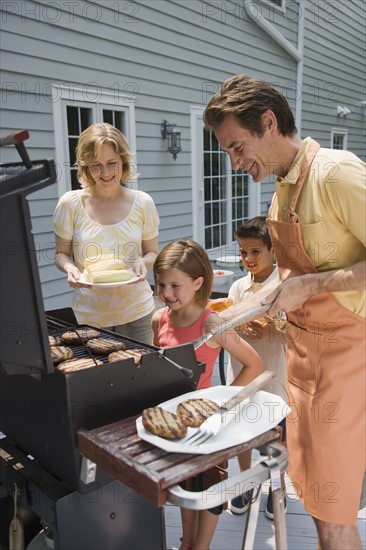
[78,416,280,507]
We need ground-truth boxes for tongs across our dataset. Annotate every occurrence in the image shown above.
[192,302,270,350]
[192,279,278,350]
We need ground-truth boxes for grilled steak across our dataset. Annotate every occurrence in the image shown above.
[50,346,73,364]
[142,406,187,439]
[177,398,219,427]
[86,337,126,355]
[56,357,103,372]
[61,328,101,345]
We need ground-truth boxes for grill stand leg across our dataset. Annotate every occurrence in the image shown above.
[263,457,287,550]
[167,442,288,550]
[241,486,262,550]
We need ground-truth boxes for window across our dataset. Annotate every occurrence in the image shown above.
[52,86,136,195]
[260,0,284,8]
[66,106,127,190]
[331,129,347,150]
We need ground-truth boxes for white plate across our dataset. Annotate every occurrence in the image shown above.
[216,255,241,267]
[136,386,291,454]
[79,271,141,287]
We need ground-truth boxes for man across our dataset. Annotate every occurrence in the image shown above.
[203,74,365,549]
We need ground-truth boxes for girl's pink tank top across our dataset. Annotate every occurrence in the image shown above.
[158,307,221,389]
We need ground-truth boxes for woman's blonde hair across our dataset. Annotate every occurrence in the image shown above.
[76,123,134,188]
[153,240,213,307]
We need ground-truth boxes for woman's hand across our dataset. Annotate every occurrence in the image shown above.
[66,266,92,288]
[129,257,147,281]
[128,237,158,283]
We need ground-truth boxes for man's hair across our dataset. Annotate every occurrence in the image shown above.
[204,74,297,137]
[235,216,272,250]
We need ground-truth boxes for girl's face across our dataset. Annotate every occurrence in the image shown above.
[237,237,274,282]
[156,268,203,310]
[87,143,123,188]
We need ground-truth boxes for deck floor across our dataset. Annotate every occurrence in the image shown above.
[165,356,366,550]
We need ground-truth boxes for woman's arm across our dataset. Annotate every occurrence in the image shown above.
[131,236,158,280]
[55,234,90,288]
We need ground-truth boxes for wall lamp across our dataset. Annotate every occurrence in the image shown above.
[161,119,181,160]
[337,105,352,117]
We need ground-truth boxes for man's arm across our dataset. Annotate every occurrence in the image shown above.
[264,260,366,316]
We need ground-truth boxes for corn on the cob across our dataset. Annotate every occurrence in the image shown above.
[85,255,126,273]
[89,269,133,284]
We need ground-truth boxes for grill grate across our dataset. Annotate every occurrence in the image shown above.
[46,316,157,366]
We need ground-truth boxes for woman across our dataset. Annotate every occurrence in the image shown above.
[53,122,159,344]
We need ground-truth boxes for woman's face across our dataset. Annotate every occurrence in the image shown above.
[87,143,123,188]
[156,268,203,310]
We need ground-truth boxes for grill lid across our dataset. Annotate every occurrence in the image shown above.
[0,130,57,375]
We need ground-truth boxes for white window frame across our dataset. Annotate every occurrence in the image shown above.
[258,0,285,13]
[190,105,260,258]
[52,85,137,196]
[331,128,348,150]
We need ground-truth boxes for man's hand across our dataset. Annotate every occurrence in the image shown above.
[263,275,315,316]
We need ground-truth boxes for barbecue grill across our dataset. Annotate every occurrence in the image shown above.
[0,131,205,549]
[0,132,288,550]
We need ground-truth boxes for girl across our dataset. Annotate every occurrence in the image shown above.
[152,239,263,550]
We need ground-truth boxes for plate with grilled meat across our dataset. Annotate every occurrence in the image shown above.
[136,385,291,454]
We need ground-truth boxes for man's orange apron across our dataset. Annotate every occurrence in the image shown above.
[267,139,366,525]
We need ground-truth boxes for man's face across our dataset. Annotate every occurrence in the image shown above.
[213,114,278,182]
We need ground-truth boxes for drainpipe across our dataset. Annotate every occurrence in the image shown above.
[244,0,304,134]
[295,1,305,135]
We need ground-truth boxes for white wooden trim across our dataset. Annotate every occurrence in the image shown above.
[190,105,205,244]
[248,176,261,218]
[52,85,137,195]
[330,128,348,150]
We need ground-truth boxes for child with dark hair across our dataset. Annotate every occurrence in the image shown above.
[227,216,287,519]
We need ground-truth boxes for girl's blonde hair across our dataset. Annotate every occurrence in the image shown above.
[153,239,213,307]
[76,123,134,188]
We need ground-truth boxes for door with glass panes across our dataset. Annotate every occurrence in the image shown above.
[191,106,259,257]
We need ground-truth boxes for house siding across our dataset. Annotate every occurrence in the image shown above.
[301,0,366,158]
[1,0,364,310]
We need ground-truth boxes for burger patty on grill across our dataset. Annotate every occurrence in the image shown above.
[177,398,219,427]
[48,335,62,346]
[86,337,126,355]
[142,406,187,439]
[108,348,149,365]
[56,357,103,372]
[61,328,101,345]
[50,345,73,364]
